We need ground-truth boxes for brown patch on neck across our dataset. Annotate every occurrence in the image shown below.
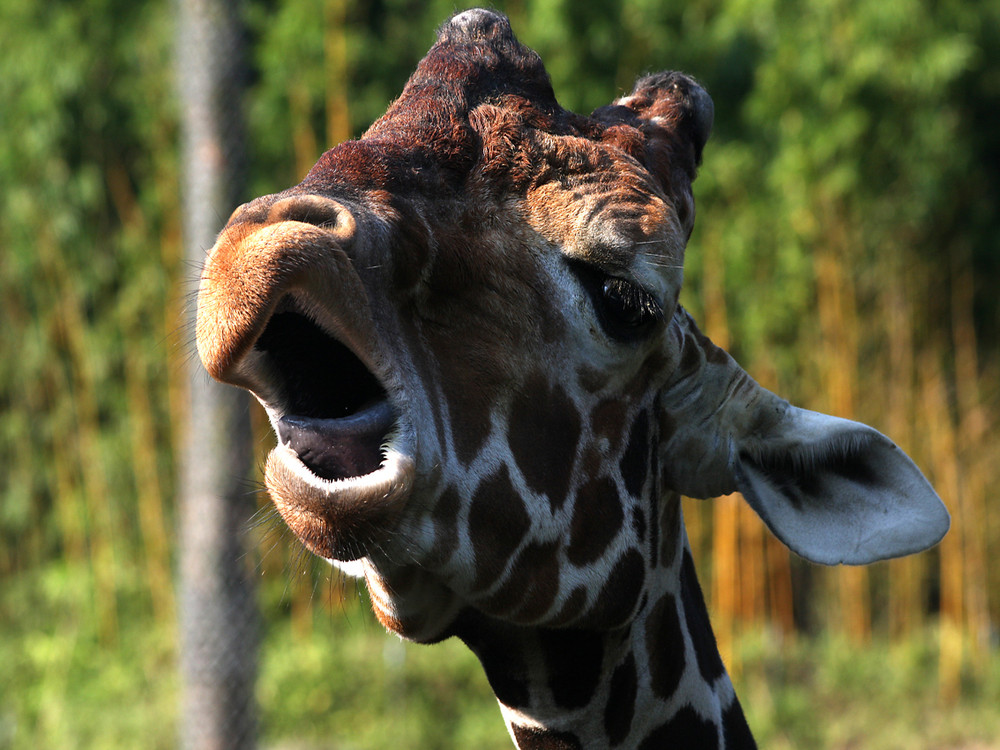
[644,590,685,700]
[469,466,530,591]
[537,628,606,710]
[576,364,610,394]
[637,705,721,749]
[426,485,462,567]
[547,586,589,626]
[620,409,653,499]
[680,549,726,684]
[509,373,582,511]
[585,549,645,628]
[591,398,629,452]
[658,490,682,569]
[477,540,561,622]
[604,651,638,745]
[511,725,583,750]
[623,349,670,401]
[567,476,624,566]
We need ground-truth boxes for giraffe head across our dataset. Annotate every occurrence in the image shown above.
[196,9,948,643]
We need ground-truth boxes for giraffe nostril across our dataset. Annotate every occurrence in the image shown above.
[266,194,357,245]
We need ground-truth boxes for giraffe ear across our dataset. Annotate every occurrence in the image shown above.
[658,311,949,566]
[731,408,950,565]
[592,72,713,235]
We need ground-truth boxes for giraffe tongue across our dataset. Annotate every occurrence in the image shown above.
[277,400,397,481]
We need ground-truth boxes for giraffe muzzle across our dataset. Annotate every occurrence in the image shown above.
[197,195,417,561]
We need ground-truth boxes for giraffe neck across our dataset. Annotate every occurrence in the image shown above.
[452,533,756,749]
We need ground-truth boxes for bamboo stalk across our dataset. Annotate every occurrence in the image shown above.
[751,361,795,634]
[38,229,120,644]
[883,257,924,639]
[765,533,796,636]
[64,310,120,645]
[700,230,740,667]
[126,348,176,623]
[712,495,739,672]
[682,498,706,570]
[325,0,352,147]
[814,227,870,643]
[107,159,177,623]
[950,253,991,656]
[46,363,89,570]
[738,504,765,625]
[16,288,91,571]
[0,282,48,572]
[6,245,85,572]
[290,83,320,180]
[921,348,965,704]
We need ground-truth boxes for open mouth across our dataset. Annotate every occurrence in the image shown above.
[196,208,417,562]
[253,298,399,481]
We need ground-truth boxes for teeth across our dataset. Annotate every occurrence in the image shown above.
[277,400,398,481]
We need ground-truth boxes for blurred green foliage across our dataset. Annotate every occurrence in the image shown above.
[1,0,998,747]
[4,564,999,748]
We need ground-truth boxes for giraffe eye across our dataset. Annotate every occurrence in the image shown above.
[567,259,663,341]
[601,277,663,330]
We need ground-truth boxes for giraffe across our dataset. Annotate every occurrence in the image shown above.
[195,9,949,748]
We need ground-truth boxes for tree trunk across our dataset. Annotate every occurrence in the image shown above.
[176,0,258,747]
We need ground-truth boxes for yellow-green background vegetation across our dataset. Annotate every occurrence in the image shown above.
[2,0,998,747]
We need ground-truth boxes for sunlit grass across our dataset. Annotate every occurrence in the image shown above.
[0,562,178,750]
[2,561,998,749]
[736,629,1000,750]
[259,600,507,749]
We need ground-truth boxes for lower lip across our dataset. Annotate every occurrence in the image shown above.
[277,400,398,480]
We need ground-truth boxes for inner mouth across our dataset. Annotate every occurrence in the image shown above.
[254,299,397,481]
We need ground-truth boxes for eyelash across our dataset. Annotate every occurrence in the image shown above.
[567,259,664,341]
[601,277,663,330]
